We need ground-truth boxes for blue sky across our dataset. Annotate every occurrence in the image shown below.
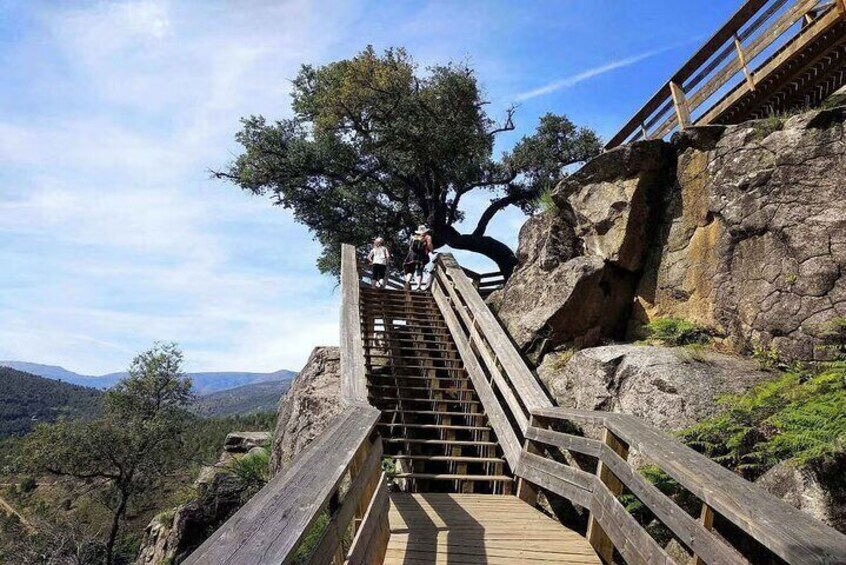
[0,0,741,374]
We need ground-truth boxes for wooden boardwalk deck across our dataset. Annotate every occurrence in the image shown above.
[384,493,601,564]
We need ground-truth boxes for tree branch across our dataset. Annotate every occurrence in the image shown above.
[473,189,534,237]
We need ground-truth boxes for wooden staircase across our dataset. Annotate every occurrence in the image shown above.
[360,287,513,494]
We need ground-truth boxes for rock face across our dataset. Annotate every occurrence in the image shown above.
[492,107,846,363]
[489,141,672,360]
[537,345,771,433]
[635,108,846,360]
[270,346,343,476]
[755,457,846,532]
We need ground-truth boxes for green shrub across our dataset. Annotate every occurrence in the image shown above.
[644,317,711,346]
[18,476,36,493]
[229,448,270,500]
[679,367,846,479]
[534,189,557,214]
[292,511,329,564]
[752,343,781,371]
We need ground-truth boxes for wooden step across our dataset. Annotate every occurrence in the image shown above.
[385,438,497,446]
[381,409,487,418]
[372,397,482,405]
[391,473,512,482]
[378,423,491,431]
[367,374,469,382]
[363,337,456,346]
[389,455,505,463]
[369,365,466,372]
[369,385,475,393]
[366,354,462,362]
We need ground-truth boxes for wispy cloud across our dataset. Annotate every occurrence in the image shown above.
[513,43,687,102]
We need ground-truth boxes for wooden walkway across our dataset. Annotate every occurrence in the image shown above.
[384,493,601,564]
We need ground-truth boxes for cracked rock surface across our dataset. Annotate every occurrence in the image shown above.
[537,345,771,434]
[492,107,846,362]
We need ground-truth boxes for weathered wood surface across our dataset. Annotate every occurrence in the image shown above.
[607,0,845,147]
[384,493,601,564]
[307,437,383,564]
[432,281,522,468]
[531,407,846,565]
[436,254,551,418]
[346,473,390,565]
[183,403,380,565]
[515,451,594,509]
[340,243,367,403]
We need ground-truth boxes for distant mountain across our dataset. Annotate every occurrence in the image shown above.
[0,367,102,437]
[191,379,293,418]
[0,361,297,395]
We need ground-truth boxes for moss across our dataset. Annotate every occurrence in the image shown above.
[548,348,576,371]
[643,317,711,346]
[678,366,846,479]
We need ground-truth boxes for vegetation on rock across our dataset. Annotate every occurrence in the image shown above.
[216,46,601,277]
[680,365,846,478]
[643,317,712,347]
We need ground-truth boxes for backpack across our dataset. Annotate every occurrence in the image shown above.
[410,237,425,255]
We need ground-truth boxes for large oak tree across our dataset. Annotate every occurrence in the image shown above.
[218,46,601,278]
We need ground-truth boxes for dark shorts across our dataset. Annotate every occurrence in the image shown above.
[372,264,387,279]
[403,261,422,276]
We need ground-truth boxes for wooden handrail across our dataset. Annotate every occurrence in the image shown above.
[520,408,846,565]
[429,254,551,471]
[183,403,383,565]
[606,0,842,148]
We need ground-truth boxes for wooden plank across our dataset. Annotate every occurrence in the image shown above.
[598,444,744,565]
[432,282,522,468]
[669,81,691,129]
[514,451,594,509]
[533,407,846,565]
[586,428,629,563]
[524,426,603,458]
[340,244,367,404]
[734,33,756,90]
[605,0,770,147]
[692,503,716,565]
[347,473,390,565]
[437,254,551,415]
[591,484,673,565]
[698,4,842,126]
[183,404,380,565]
[308,437,383,564]
[436,267,529,432]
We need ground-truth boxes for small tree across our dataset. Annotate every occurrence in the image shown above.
[216,46,601,277]
[24,343,192,565]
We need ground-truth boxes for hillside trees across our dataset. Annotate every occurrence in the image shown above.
[23,343,193,565]
[216,46,601,277]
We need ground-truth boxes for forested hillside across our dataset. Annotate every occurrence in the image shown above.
[0,367,101,437]
[191,379,293,417]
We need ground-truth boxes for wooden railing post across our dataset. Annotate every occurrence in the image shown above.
[669,81,691,130]
[733,33,756,91]
[586,426,630,563]
[516,415,541,506]
[691,503,715,565]
[340,243,367,404]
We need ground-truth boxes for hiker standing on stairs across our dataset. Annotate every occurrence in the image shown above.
[367,236,391,288]
[403,224,433,291]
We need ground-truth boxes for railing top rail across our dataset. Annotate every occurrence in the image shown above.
[606,0,841,148]
[531,407,846,564]
[184,403,380,565]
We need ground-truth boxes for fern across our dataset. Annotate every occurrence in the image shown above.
[679,367,846,479]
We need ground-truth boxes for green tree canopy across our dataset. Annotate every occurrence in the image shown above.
[23,342,192,565]
[217,46,601,277]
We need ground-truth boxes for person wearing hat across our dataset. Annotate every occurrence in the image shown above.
[404,224,432,291]
[367,236,391,288]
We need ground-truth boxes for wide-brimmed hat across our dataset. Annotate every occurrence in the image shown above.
[415,224,430,235]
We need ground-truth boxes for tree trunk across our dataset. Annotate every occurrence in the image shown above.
[438,226,519,279]
[104,490,129,565]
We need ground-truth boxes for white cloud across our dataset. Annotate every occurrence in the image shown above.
[513,45,676,102]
